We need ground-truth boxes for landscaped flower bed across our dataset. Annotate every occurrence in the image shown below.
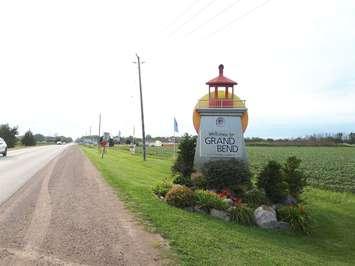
[153,134,312,234]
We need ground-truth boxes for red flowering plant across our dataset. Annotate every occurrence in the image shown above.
[217,187,232,199]
[217,191,228,199]
[217,187,242,206]
[234,197,242,205]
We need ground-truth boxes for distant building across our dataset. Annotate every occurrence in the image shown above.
[149,140,162,147]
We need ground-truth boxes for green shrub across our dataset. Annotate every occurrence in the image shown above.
[194,190,228,211]
[0,124,18,148]
[257,160,288,203]
[243,189,269,209]
[173,175,192,187]
[21,130,36,146]
[192,174,207,189]
[171,134,196,177]
[229,181,253,198]
[277,205,311,234]
[202,159,251,190]
[229,204,255,226]
[283,156,307,200]
[153,180,173,198]
[165,185,195,208]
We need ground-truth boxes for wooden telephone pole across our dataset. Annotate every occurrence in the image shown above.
[98,113,101,142]
[135,54,146,161]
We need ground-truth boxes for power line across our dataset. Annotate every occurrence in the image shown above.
[208,0,272,37]
[165,0,202,30]
[186,0,242,36]
[168,0,218,37]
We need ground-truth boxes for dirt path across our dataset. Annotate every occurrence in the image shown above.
[0,145,171,265]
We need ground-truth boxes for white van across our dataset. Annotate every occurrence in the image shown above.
[0,137,8,156]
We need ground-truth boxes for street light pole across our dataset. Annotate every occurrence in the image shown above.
[135,54,146,161]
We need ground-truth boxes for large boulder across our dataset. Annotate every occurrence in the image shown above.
[254,205,278,229]
[210,209,230,221]
[223,198,234,207]
[193,206,209,215]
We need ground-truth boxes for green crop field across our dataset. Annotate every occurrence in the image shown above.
[83,146,355,265]
[247,146,355,193]
[110,145,355,193]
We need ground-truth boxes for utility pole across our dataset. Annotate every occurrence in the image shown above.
[98,113,101,142]
[135,54,146,161]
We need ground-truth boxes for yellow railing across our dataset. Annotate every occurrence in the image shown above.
[197,99,246,109]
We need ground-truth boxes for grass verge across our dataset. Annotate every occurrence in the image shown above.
[82,146,355,265]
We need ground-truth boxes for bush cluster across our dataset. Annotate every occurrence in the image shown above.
[156,140,311,233]
[165,185,195,208]
[194,190,228,211]
[191,174,207,189]
[257,161,288,203]
[21,130,36,146]
[243,189,269,209]
[202,159,251,190]
[153,180,172,198]
[257,157,307,203]
[283,156,307,199]
[0,124,18,148]
[173,175,192,187]
[171,134,196,177]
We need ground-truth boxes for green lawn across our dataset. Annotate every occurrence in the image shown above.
[82,147,355,265]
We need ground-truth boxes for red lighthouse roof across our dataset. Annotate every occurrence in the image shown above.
[206,64,237,87]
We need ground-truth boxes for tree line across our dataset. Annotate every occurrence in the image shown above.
[77,134,182,146]
[246,132,355,146]
[78,132,355,147]
[0,124,73,148]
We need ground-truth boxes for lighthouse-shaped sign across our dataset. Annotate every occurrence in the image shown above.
[193,64,248,169]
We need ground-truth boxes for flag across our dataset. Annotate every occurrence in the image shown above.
[174,117,179,133]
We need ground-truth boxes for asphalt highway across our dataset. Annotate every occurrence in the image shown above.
[0,145,68,205]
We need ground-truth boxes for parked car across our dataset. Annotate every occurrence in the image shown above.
[56,141,62,145]
[0,137,8,157]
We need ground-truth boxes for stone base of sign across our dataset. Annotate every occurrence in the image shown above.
[194,108,247,170]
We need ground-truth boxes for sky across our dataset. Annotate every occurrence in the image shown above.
[0,0,354,139]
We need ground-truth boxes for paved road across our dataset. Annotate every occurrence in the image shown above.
[0,145,169,265]
[0,145,68,205]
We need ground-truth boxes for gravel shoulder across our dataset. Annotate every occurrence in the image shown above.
[0,145,171,265]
